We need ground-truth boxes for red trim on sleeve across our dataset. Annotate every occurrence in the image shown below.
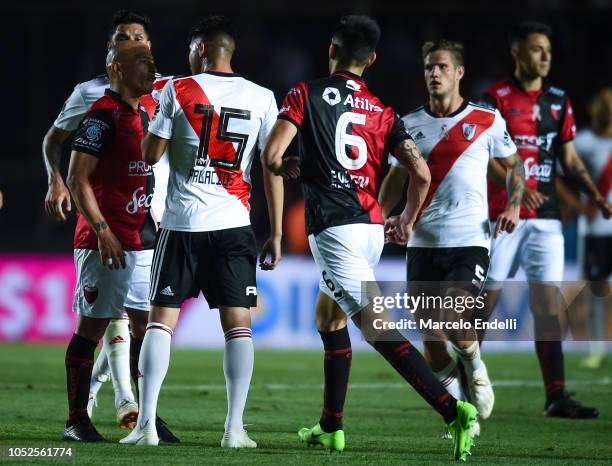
[278,82,309,128]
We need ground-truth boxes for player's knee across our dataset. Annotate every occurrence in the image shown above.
[76,316,110,342]
[219,306,252,332]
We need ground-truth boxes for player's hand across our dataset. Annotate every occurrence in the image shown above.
[522,188,548,211]
[97,228,126,270]
[384,214,413,245]
[596,197,612,219]
[259,234,282,270]
[495,206,519,238]
[45,180,72,221]
[0,189,3,210]
[281,156,300,180]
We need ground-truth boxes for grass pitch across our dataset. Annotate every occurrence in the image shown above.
[0,344,611,464]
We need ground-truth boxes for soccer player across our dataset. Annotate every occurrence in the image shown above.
[120,16,283,448]
[574,88,612,368]
[64,41,156,441]
[378,39,524,430]
[482,21,611,418]
[263,16,478,461]
[42,10,177,442]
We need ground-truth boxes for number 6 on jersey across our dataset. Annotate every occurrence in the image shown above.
[335,112,367,170]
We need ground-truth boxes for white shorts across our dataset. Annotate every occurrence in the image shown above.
[308,224,384,317]
[486,219,564,289]
[73,249,153,318]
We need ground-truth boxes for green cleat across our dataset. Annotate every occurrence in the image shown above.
[448,400,478,461]
[298,423,345,453]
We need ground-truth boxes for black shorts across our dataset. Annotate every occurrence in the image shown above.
[406,246,490,297]
[583,235,612,281]
[149,226,258,309]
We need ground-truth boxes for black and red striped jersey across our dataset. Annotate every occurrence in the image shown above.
[279,70,411,235]
[71,89,156,251]
[483,77,576,220]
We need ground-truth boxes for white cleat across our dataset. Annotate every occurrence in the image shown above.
[119,420,158,446]
[470,363,495,420]
[221,430,257,449]
[116,399,139,429]
[87,393,98,419]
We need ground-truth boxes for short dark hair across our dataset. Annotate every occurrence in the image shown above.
[331,15,381,65]
[108,9,151,40]
[189,15,237,45]
[422,39,464,66]
[508,21,552,48]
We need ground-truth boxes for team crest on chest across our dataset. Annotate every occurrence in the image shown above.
[461,123,477,141]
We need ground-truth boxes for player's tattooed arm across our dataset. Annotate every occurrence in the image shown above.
[385,139,431,244]
[395,139,423,171]
[67,151,126,269]
[94,221,108,233]
[500,153,525,209]
[494,153,524,237]
[560,141,612,218]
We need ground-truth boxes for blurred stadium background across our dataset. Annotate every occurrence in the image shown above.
[0,0,610,349]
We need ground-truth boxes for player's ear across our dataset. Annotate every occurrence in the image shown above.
[111,61,121,77]
[328,43,337,61]
[198,41,206,59]
[510,45,520,62]
[456,65,465,80]
[365,52,377,69]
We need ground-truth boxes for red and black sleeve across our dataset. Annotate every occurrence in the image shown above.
[559,97,576,143]
[71,109,115,158]
[278,82,309,128]
[386,114,413,153]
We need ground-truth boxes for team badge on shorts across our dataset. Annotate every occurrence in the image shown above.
[462,123,477,141]
[83,285,98,304]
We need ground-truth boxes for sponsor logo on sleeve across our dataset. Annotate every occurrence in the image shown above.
[85,124,102,142]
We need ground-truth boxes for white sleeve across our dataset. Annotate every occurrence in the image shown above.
[489,109,517,159]
[53,84,89,131]
[257,91,278,151]
[148,80,176,139]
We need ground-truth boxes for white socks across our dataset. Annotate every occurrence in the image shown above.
[103,319,135,408]
[223,327,254,433]
[90,344,110,396]
[434,359,464,401]
[452,341,483,378]
[137,322,173,431]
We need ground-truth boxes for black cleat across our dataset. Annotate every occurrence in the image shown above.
[156,416,180,443]
[63,418,105,442]
[544,393,599,419]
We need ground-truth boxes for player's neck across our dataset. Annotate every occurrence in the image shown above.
[331,64,365,78]
[109,84,140,110]
[514,69,542,91]
[429,93,464,117]
[201,59,233,74]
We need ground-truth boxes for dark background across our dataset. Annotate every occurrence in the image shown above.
[1,0,610,254]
